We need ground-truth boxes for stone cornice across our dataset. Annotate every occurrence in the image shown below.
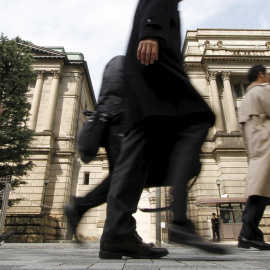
[183,62,203,68]
[186,33,270,40]
[184,52,270,67]
[210,131,242,141]
[18,42,67,57]
[203,56,270,62]
[204,48,269,55]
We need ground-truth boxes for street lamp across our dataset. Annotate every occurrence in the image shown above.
[41,178,49,214]
[216,179,221,198]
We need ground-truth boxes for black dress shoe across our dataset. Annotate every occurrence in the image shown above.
[238,236,270,250]
[0,231,14,246]
[133,231,155,248]
[169,221,227,254]
[99,233,169,259]
[65,204,82,243]
[147,242,156,248]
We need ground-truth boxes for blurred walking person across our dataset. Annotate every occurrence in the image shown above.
[238,65,270,250]
[99,0,226,259]
[65,56,125,241]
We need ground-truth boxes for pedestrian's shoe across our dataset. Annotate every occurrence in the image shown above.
[0,231,14,246]
[99,232,168,259]
[134,231,155,248]
[169,221,227,254]
[65,204,82,243]
[238,236,270,250]
[146,242,156,248]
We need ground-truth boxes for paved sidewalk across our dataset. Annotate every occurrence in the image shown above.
[1,242,270,269]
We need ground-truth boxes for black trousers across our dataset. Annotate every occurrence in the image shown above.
[212,228,220,241]
[240,195,269,241]
[101,117,210,243]
[74,120,123,217]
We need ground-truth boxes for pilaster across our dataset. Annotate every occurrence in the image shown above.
[44,70,61,132]
[29,71,45,131]
[222,72,239,133]
[207,72,224,133]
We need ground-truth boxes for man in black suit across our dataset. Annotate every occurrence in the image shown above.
[99,0,226,259]
[211,213,220,242]
[65,56,125,240]
[65,56,153,248]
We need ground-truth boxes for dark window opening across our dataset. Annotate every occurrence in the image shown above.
[233,83,242,98]
[84,172,90,185]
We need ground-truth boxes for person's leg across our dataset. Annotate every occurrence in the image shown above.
[167,121,226,254]
[240,195,268,241]
[238,195,270,250]
[212,229,216,241]
[254,196,268,241]
[65,175,111,241]
[169,121,210,224]
[74,175,111,217]
[217,229,220,241]
[99,123,169,259]
[74,122,123,217]
[65,121,123,240]
[101,124,151,243]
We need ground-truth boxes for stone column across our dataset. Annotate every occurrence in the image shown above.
[222,72,238,133]
[207,72,224,132]
[29,71,45,131]
[44,70,61,132]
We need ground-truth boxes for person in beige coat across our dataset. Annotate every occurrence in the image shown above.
[238,65,270,250]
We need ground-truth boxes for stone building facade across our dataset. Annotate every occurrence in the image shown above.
[4,29,270,243]
[183,29,270,241]
[5,44,99,242]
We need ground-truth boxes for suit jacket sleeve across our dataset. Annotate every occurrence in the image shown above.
[139,0,177,45]
[97,56,125,119]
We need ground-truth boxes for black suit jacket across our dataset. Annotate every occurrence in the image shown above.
[124,0,215,132]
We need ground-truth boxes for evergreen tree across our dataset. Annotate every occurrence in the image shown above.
[0,34,36,206]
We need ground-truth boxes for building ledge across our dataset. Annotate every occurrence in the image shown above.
[196,197,247,207]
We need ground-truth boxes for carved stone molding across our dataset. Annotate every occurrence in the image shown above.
[217,40,223,48]
[51,70,61,79]
[36,70,45,80]
[206,71,217,82]
[204,40,210,48]
[221,72,230,81]
[266,41,270,50]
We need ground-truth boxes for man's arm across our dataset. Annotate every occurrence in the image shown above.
[137,0,177,65]
[139,0,175,44]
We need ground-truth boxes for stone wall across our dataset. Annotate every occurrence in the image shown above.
[4,214,60,243]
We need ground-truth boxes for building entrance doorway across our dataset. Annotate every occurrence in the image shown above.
[219,203,244,240]
[195,197,247,241]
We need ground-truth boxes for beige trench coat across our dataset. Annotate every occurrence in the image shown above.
[239,83,270,198]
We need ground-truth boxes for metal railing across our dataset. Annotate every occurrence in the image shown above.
[0,183,11,234]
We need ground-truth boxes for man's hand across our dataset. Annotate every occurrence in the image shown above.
[137,39,159,66]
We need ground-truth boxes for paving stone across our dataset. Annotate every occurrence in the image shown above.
[1,243,270,270]
[89,263,125,269]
